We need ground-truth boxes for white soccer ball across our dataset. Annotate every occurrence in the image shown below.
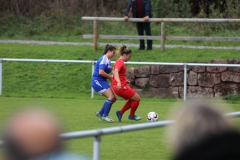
[146,111,158,122]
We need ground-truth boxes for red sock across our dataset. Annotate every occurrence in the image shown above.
[130,100,140,116]
[120,100,132,115]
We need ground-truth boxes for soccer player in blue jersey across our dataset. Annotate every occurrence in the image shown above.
[91,44,116,122]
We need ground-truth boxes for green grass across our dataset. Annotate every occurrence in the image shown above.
[1,13,240,160]
[0,97,240,160]
[0,43,239,99]
[1,17,240,47]
[0,97,176,160]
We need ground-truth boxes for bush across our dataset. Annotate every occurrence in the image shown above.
[223,94,240,101]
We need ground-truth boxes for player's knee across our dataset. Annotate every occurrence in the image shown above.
[109,96,116,102]
[132,94,140,101]
[112,97,117,103]
[136,94,141,101]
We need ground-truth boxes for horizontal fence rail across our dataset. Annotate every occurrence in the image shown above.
[83,35,162,40]
[82,17,240,22]
[1,111,240,160]
[81,17,240,51]
[166,36,240,41]
[83,34,240,41]
[1,58,240,101]
[60,120,175,139]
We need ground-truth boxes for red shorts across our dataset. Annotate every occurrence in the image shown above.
[112,85,136,100]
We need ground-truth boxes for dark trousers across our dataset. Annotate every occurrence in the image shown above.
[136,22,152,49]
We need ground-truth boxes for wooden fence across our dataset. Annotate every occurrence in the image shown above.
[81,17,240,52]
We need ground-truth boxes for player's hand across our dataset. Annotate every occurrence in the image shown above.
[143,16,149,21]
[116,82,121,90]
[124,16,129,21]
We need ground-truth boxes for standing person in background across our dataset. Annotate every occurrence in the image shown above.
[124,0,152,50]
[112,45,141,122]
[91,44,116,122]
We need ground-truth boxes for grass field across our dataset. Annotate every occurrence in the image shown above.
[0,41,240,159]
[1,13,240,159]
[1,43,240,99]
[1,96,240,160]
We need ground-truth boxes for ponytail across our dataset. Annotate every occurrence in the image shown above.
[118,45,132,56]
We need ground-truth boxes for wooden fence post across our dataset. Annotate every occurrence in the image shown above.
[93,20,98,50]
[161,22,165,52]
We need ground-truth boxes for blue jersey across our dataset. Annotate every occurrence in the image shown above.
[92,55,112,81]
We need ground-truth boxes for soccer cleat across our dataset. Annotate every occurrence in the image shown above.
[102,116,114,122]
[116,110,122,122]
[128,115,142,121]
[95,112,102,121]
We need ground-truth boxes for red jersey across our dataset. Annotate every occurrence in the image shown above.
[112,58,127,86]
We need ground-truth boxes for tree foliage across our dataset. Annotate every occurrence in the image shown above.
[0,0,239,38]
[0,0,239,18]
[0,0,129,18]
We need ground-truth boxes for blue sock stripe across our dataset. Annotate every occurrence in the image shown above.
[106,99,113,104]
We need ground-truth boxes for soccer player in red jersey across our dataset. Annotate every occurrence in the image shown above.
[112,45,141,122]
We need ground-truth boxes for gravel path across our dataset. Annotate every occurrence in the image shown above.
[0,40,240,50]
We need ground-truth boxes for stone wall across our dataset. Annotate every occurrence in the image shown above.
[126,59,240,98]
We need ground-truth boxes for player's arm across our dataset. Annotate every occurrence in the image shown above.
[113,68,121,90]
[99,69,112,80]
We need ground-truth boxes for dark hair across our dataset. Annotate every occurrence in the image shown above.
[103,44,116,55]
[118,45,132,56]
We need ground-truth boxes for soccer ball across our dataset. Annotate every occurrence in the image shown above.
[146,111,158,122]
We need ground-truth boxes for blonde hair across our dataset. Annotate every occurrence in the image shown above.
[169,101,235,154]
[117,45,132,56]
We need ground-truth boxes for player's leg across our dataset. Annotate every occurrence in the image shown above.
[128,93,141,121]
[101,88,116,122]
[92,80,115,122]
[91,80,104,121]
[113,85,133,122]
[116,100,131,122]
[102,87,116,102]
[120,100,131,115]
[129,92,140,101]
[114,85,141,121]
